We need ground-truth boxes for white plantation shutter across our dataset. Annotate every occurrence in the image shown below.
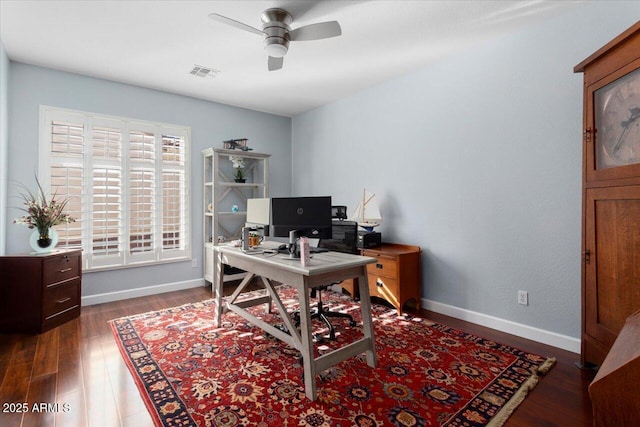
[129,129,156,261]
[130,170,155,253]
[51,121,83,158]
[92,168,122,257]
[49,120,84,248]
[93,126,121,160]
[51,165,84,247]
[40,106,190,270]
[161,134,187,252]
[90,123,124,267]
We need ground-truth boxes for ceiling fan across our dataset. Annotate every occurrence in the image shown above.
[209,8,342,71]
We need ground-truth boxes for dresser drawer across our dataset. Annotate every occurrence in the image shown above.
[43,280,80,320]
[369,274,399,302]
[0,250,82,333]
[365,256,397,279]
[43,253,81,287]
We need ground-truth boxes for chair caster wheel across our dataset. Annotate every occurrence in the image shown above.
[349,320,357,327]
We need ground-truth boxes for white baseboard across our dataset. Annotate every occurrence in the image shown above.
[422,298,581,354]
[82,278,206,306]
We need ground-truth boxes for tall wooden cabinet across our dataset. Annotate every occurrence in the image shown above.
[202,148,270,284]
[574,22,640,367]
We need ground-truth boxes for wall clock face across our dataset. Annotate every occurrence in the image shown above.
[594,67,640,169]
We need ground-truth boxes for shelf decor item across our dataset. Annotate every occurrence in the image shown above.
[229,155,246,182]
[222,138,252,151]
[29,228,60,253]
[13,176,75,253]
[350,188,382,231]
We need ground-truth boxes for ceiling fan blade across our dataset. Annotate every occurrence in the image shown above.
[289,21,342,41]
[268,56,284,71]
[208,13,264,36]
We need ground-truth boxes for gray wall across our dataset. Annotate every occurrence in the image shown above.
[6,63,291,297]
[0,39,9,255]
[291,2,640,341]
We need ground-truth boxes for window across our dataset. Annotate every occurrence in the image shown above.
[39,106,191,270]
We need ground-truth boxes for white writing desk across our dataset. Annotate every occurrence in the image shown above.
[212,243,378,400]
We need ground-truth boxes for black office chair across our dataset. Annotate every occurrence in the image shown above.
[294,216,359,341]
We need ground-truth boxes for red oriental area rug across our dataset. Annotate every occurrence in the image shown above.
[109,286,555,426]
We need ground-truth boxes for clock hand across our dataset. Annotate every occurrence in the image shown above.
[612,107,640,156]
[620,106,640,128]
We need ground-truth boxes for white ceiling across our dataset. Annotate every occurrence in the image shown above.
[0,0,584,117]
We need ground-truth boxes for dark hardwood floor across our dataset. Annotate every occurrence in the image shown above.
[0,285,595,426]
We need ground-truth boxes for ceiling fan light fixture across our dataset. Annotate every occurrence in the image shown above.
[265,43,288,58]
[209,7,341,71]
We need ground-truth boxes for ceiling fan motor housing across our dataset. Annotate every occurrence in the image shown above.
[261,8,291,57]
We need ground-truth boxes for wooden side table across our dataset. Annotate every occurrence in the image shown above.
[0,249,82,333]
[341,243,421,315]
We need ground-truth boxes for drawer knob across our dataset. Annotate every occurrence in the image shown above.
[376,279,383,287]
[59,268,72,273]
[376,263,383,269]
[57,297,71,304]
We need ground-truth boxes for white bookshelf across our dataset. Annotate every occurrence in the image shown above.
[202,148,270,284]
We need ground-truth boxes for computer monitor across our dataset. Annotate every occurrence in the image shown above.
[270,196,332,240]
[318,220,359,254]
[246,197,270,237]
[247,198,270,226]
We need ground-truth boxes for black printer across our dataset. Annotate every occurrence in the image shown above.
[357,231,381,249]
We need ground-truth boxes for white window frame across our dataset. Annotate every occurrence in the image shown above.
[39,105,191,271]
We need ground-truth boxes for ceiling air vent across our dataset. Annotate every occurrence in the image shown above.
[189,65,220,79]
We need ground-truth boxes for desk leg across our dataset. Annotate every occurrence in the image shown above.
[213,250,224,327]
[357,270,378,368]
[298,283,318,400]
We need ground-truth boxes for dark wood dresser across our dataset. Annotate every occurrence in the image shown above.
[0,249,82,333]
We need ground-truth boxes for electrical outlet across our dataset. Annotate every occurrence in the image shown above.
[191,259,198,268]
[517,290,528,306]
